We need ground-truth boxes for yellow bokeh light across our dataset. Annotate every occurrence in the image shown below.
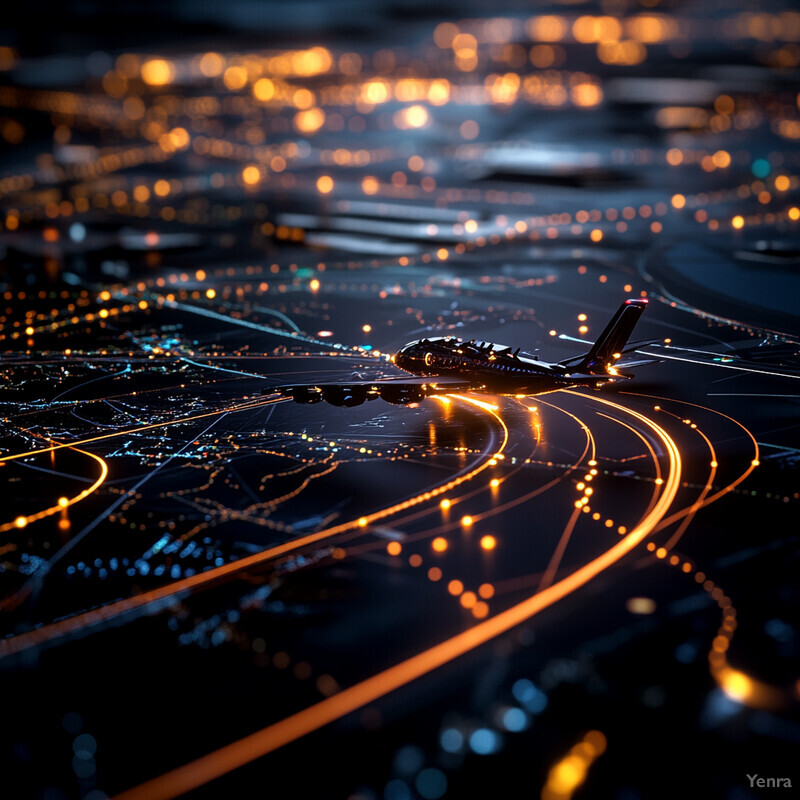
[597,39,647,65]
[294,108,325,134]
[428,80,450,105]
[293,88,315,109]
[549,755,587,794]
[397,104,429,129]
[361,176,379,195]
[141,59,174,86]
[434,22,459,48]
[666,148,683,166]
[527,15,568,42]
[223,65,248,91]
[626,14,677,43]
[626,597,656,614]
[574,15,623,43]
[242,166,261,186]
[712,150,731,168]
[291,47,332,76]
[198,52,225,77]
[571,83,603,107]
[362,80,390,104]
[447,579,464,596]
[719,668,754,703]
[253,78,275,102]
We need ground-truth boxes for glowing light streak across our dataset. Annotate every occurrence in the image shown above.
[0,447,108,533]
[623,393,760,531]
[595,411,661,518]
[649,350,800,381]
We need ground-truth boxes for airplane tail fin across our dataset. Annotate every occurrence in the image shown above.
[559,299,648,375]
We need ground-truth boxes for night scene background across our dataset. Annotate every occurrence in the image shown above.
[2,1,800,799]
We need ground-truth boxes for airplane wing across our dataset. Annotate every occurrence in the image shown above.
[267,376,474,406]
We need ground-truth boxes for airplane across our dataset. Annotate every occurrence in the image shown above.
[271,298,657,407]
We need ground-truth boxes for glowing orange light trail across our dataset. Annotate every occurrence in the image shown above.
[112,394,681,800]
[622,393,760,531]
[0,446,108,533]
[662,420,717,549]
[595,411,662,518]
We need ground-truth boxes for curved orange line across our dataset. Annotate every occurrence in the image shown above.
[0,447,109,533]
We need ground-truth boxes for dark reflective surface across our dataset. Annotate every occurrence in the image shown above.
[1,3,800,799]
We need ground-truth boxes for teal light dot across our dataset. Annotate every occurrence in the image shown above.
[752,158,770,179]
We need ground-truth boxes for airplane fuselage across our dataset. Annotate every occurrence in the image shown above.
[394,336,608,395]
[271,299,649,406]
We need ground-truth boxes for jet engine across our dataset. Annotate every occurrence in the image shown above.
[291,387,323,404]
[379,385,426,405]
[323,387,368,406]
